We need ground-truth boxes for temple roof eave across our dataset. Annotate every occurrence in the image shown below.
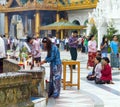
[0,0,98,13]
[0,5,96,13]
[0,7,58,13]
[58,4,97,11]
[40,26,86,30]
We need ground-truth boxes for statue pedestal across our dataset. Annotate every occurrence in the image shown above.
[0,72,34,107]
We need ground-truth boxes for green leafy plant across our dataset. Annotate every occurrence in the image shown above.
[90,24,98,36]
[19,46,28,61]
[104,24,120,53]
[106,24,118,41]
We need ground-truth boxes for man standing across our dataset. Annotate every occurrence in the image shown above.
[27,36,41,67]
[68,31,78,69]
[0,35,6,73]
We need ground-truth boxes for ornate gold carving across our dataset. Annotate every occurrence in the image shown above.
[0,91,5,104]
[6,89,14,103]
[0,72,33,107]
[16,0,23,7]
[44,0,57,4]
[5,0,13,8]
[58,0,98,11]
[16,88,22,100]
[0,0,98,12]
[25,0,33,8]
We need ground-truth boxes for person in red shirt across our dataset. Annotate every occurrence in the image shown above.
[95,57,113,84]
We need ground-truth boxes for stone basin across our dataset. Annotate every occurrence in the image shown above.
[18,66,45,97]
[3,59,46,98]
[0,72,34,107]
[0,72,32,86]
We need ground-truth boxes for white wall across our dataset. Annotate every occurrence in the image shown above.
[0,13,4,35]
[0,0,6,35]
[67,9,93,25]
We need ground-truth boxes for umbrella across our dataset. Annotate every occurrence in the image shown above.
[40,20,86,30]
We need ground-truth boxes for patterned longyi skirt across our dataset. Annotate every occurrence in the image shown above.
[87,52,96,67]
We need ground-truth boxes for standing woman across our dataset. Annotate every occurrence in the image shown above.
[40,37,62,98]
[100,36,109,58]
[87,34,97,69]
[110,35,120,69]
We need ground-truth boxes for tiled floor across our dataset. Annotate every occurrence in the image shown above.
[41,51,120,107]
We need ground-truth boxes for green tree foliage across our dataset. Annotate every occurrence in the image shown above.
[90,24,98,36]
[106,24,118,41]
[105,24,120,53]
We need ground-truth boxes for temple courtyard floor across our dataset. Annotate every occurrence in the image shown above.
[41,51,120,107]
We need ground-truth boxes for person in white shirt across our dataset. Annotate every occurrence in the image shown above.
[65,37,69,51]
[94,57,102,80]
[27,36,41,67]
[0,35,6,73]
[55,37,60,49]
[87,56,102,81]
[77,35,82,51]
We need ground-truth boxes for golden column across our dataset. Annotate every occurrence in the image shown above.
[4,13,9,38]
[61,30,63,40]
[35,11,40,37]
[56,12,60,22]
[56,12,60,38]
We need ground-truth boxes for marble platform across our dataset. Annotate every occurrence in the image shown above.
[40,51,120,107]
[32,97,46,107]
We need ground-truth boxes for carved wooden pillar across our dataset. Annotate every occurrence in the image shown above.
[4,13,9,38]
[35,11,40,37]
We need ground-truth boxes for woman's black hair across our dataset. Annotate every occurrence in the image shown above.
[102,36,108,45]
[95,56,101,63]
[27,36,33,43]
[72,30,78,34]
[96,50,101,57]
[112,35,118,40]
[88,34,94,41]
[102,57,110,63]
[42,37,52,57]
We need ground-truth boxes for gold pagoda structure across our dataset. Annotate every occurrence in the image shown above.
[0,0,98,38]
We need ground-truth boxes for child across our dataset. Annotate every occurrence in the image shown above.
[95,57,113,84]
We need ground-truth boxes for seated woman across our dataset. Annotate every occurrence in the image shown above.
[95,57,113,84]
[87,56,102,81]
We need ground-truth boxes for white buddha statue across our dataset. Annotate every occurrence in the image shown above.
[17,20,24,39]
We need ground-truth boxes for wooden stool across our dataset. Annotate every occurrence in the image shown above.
[62,60,80,90]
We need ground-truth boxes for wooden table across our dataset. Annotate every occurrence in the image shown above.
[62,60,80,90]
